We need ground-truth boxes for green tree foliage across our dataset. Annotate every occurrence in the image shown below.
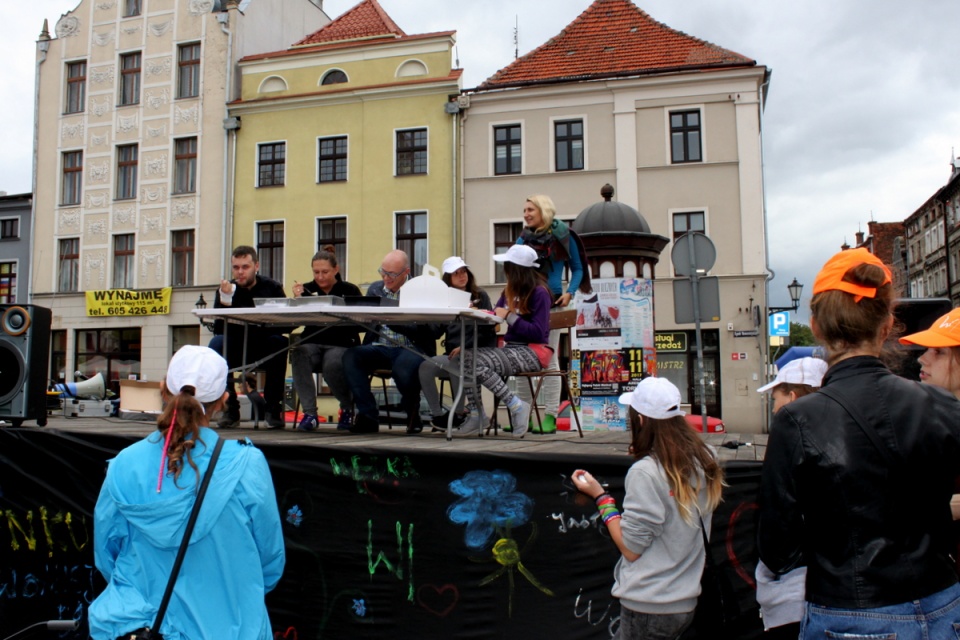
[790,322,816,346]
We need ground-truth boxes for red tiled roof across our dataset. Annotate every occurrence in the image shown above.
[479,0,755,90]
[295,0,404,47]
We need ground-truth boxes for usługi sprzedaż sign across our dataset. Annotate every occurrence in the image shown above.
[85,287,172,317]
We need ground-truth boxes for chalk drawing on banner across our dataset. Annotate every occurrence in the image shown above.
[416,583,459,617]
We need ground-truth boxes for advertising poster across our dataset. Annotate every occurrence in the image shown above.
[572,278,655,430]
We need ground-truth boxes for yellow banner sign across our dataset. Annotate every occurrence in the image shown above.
[86,287,172,317]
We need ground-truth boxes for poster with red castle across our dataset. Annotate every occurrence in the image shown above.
[571,278,656,430]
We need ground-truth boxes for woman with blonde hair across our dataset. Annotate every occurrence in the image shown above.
[573,377,723,639]
[759,248,960,639]
[514,194,590,433]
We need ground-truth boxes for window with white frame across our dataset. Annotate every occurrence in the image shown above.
[116,144,138,200]
[62,150,83,205]
[257,222,284,282]
[113,233,135,289]
[59,238,80,293]
[670,110,702,163]
[318,217,347,279]
[0,218,19,240]
[119,52,141,106]
[396,212,427,276]
[494,124,522,175]
[173,137,197,194]
[318,136,347,183]
[171,229,195,286]
[258,142,285,187]
[554,119,584,171]
[396,128,427,176]
[65,60,86,114]
[177,43,201,99]
[673,211,705,240]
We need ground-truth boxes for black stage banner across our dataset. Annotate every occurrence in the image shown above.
[0,429,763,639]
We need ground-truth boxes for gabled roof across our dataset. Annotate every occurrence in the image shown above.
[295,0,404,47]
[479,0,755,90]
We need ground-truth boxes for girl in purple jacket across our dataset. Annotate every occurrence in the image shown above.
[459,245,552,437]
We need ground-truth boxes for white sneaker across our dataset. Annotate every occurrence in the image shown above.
[508,400,530,437]
[459,415,484,436]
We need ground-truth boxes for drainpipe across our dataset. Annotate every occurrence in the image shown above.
[758,69,773,433]
[30,21,51,302]
[218,6,235,276]
[451,109,458,256]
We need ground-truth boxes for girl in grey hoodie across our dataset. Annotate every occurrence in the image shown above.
[574,377,724,640]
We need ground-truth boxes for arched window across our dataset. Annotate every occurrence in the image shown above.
[397,60,427,77]
[258,75,287,93]
[321,69,348,86]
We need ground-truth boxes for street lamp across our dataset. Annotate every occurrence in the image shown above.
[195,293,215,332]
[768,277,804,315]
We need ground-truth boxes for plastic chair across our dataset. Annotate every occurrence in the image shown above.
[370,369,395,429]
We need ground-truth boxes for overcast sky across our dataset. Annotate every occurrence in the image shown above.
[3,0,959,322]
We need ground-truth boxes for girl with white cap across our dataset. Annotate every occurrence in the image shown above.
[458,244,553,436]
[418,256,496,430]
[88,345,285,640]
[572,376,724,639]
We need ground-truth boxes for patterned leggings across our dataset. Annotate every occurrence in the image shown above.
[462,345,542,408]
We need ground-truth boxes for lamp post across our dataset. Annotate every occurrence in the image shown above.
[768,277,804,315]
[195,293,215,332]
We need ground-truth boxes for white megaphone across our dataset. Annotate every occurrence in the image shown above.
[53,372,106,400]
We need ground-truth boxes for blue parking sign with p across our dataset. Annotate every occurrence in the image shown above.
[769,312,790,337]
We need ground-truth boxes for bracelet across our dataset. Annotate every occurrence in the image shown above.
[594,492,613,506]
[603,512,622,525]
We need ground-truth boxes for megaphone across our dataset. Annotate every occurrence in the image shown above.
[53,372,106,400]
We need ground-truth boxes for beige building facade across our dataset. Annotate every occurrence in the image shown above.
[30,0,328,391]
[460,1,771,431]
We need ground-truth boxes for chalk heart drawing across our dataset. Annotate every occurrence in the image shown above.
[416,584,459,617]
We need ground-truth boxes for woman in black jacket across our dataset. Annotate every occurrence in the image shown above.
[758,248,960,639]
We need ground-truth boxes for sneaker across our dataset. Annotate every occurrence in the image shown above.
[336,409,354,431]
[265,412,285,430]
[349,413,380,434]
[406,414,424,435]
[533,414,557,434]
[217,412,240,429]
[297,414,318,432]
[458,415,484,436]
[431,411,467,431]
[508,400,531,437]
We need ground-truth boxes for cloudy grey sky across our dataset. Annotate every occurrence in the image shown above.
[3,0,959,321]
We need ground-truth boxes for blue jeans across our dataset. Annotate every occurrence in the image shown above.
[801,582,960,639]
[614,606,693,640]
[343,344,424,420]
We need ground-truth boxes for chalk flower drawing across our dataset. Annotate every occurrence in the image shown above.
[446,469,533,550]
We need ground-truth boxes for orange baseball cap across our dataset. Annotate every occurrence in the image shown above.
[812,248,892,303]
[899,307,960,348]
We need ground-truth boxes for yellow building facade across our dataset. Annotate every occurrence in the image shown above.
[228,2,461,289]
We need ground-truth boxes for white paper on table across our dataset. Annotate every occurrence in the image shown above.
[399,275,472,308]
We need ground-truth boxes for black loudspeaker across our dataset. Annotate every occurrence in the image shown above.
[0,305,52,427]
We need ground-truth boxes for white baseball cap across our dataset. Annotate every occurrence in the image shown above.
[442,256,469,274]
[493,245,540,268]
[165,345,228,403]
[618,377,685,420]
[757,357,827,393]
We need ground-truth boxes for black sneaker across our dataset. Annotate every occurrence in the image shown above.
[431,412,467,431]
[349,413,380,434]
[217,412,240,429]
[265,412,285,430]
[406,414,423,434]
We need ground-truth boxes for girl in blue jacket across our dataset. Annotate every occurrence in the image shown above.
[89,345,285,640]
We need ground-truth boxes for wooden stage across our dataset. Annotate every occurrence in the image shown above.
[14,412,768,463]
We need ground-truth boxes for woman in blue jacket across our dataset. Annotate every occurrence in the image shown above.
[88,345,285,640]
[515,194,587,433]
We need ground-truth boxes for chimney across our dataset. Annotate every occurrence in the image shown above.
[855,231,865,246]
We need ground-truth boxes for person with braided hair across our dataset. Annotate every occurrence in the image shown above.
[89,345,285,640]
